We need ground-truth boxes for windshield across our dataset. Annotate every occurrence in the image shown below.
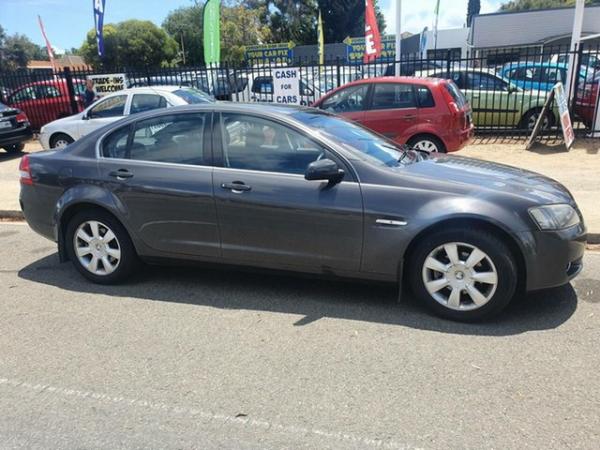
[292,111,421,167]
[173,88,214,104]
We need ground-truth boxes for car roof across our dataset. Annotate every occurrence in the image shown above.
[117,86,183,94]
[338,76,444,87]
[501,61,568,69]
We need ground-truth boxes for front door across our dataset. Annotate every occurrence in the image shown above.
[361,82,419,144]
[213,113,363,273]
[318,83,369,124]
[79,94,129,139]
[97,111,219,258]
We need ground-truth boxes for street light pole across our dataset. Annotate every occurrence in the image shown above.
[395,0,402,76]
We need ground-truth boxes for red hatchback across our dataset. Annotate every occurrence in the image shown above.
[311,77,474,153]
[6,79,86,131]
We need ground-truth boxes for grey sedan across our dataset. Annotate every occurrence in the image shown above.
[19,104,586,321]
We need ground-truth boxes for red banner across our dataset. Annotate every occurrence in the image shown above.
[364,0,382,63]
[37,15,56,72]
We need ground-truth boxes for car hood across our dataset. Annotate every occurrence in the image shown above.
[42,112,83,130]
[402,154,574,205]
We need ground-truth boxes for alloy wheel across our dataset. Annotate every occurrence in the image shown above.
[421,242,498,311]
[73,220,121,276]
[412,139,439,152]
[53,139,71,149]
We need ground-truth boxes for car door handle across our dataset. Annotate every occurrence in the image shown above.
[403,115,417,121]
[221,181,251,193]
[109,169,134,180]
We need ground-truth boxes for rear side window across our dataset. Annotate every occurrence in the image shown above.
[443,81,467,108]
[129,113,207,165]
[416,86,435,108]
[252,77,273,94]
[130,94,167,114]
[371,83,416,110]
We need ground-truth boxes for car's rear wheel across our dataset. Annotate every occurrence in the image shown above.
[50,133,74,149]
[3,143,25,153]
[407,135,446,153]
[408,228,517,321]
[65,210,138,284]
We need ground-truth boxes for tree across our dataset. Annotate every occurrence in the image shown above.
[163,2,271,65]
[80,20,178,69]
[0,25,48,72]
[467,0,481,26]
[317,0,387,44]
[500,0,600,11]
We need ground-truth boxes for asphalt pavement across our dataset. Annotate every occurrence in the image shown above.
[1,223,599,449]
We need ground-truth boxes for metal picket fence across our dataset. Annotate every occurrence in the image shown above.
[1,43,599,138]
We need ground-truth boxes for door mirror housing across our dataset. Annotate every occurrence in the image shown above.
[508,85,519,94]
[305,158,345,184]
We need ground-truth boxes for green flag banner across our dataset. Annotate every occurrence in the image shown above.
[203,0,220,65]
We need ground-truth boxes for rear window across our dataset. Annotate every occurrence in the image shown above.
[443,81,467,108]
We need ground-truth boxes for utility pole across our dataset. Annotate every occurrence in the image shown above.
[566,0,584,101]
[180,31,186,66]
[395,0,402,76]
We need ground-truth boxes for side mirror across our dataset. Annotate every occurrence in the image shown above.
[508,86,519,94]
[82,111,90,120]
[305,158,344,184]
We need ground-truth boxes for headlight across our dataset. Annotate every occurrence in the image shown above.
[529,204,580,230]
[40,126,46,134]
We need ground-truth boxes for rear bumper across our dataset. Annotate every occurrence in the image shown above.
[445,124,475,152]
[515,224,587,292]
[0,125,33,147]
[20,185,57,242]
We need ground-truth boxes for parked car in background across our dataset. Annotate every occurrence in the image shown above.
[312,77,474,153]
[237,69,321,105]
[500,62,589,92]
[39,86,214,149]
[0,102,32,153]
[384,60,448,77]
[420,69,558,130]
[576,70,599,128]
[550,52,600,70]
[6,79,86,131]
[20,103,586,321]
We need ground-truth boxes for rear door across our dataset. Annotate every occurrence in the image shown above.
[361,82,418,144]
[97,111,219,257]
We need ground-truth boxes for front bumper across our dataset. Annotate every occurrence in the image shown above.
[516,223,587,292]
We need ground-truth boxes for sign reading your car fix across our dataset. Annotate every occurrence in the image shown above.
[272,68,300,105]
[87,73,127,97]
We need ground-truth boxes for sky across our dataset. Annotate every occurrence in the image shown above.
[0,0,505,53]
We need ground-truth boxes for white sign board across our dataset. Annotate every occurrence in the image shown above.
[554,82,575,149]
[272,68,300,105]
[87,73,127,97]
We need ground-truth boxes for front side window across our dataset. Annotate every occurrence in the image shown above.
[221,113,328,174]
[320,84,368,113]
[129,113,207,165]
[371,83,416,110]
[130,94,167,115]
[89,95,127,119]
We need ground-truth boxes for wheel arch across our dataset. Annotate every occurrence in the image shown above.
[400,216,527,293]
[55,196,135,263]
[49,131,75,148]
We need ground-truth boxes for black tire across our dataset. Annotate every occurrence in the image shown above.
[520,108,553,131]
[3,142,25,153]
[407,227,518,322]
[65,209,138,284]
[50,133,74,149]
[406,135,446,153]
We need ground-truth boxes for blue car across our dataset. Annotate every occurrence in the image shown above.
[500,62,589,92]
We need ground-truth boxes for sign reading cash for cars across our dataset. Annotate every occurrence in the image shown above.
[272,68,300,105]
[554,82,575,149]
[87,73,127,97]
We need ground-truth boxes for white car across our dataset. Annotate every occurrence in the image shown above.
[39,86,213,149]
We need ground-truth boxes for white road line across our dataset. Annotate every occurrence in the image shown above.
[0,376,420,450]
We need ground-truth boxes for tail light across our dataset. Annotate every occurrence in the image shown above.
[19,155,33,185]
[16,112,28,123]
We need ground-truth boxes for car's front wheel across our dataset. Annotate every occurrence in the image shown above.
[50,133,74,149]
[65,210,138,284]
[408,228,517,321]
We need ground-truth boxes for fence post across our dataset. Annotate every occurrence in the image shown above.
[570,43,584,116]
[336,57,341,89]
[446,49,451,74]
[63,67,80,115]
